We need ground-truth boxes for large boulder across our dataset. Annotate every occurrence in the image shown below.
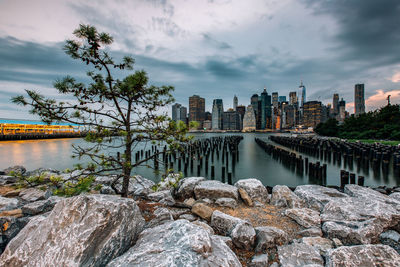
[278,243,324,267]
[296,237,333,257]
[325,244,400,267]
[3,166,26,176]
[234,178,268,204]
[270,185,304,208]
[0,175,18,186]
[191,202,213,221]
[0,197,19,212]
[18,187,52,202]
[0,217,29,254]
[285,208,321,228]
[194,180,238,201]
[115,175,155,197]
[175,177,205,199]
[294,185,348,211]
[107,220,241,267]
[21,196,63,216]
[255,226,289,252]
[0,194,145,267]
[390,192,400,202]
[211,210,243,236]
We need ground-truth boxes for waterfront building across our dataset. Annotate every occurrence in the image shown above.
[278,96,286,103]
[242,105,256,132]
[236,105,246,130]
[272,92,279,110]
[189,95,205,128]
[283,104,296,128]
[233,95,238,111]
[0,119,80,136]
[299,81,306,108]
[303,101,323,128]
[172,103,187,123]
[289,91,297,106]
[223,110,241,130]
[205,111,212,121]
[339,98,346,122]
[354,83,365,116]
[211,99,224,130]
[172,103,181,122]
[203,120,212,130]
[251,93,259,122]
[333,93,339,116]
[260,88,272,129]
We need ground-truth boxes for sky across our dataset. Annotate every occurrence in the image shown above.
[1,0,400,119]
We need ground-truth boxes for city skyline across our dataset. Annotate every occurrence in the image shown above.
[1,0,400,119]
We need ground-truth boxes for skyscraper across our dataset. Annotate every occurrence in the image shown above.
[333,94,339,115]
[299,81,306,108]
[223,110,240,130]
[303,101,323,128]
[211,99,224,130]
[236,105,246,130]
[242,105,256,132]
[354,84,365,116]
[339,98,346,121]
[189,95,205,128]
[172,103,181,122]
[278,96,286,103]
[233,95,238,111]
[272,92,279,109]
[172,103,187,123]
[289,91,297,106]
[260,88,272,129]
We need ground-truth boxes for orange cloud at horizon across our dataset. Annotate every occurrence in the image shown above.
[346,89,400,113]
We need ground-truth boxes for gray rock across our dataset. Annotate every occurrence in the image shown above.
[94,175,114,186]
[294,185,349,211]
[270,185,304,208]
[0,217,29,254]
[278,243,324,267]
[21,199,52,216]
[285,208,321,228]
[0,194,145,267]
[194,180,239,201]
[390,192,400,202]
[115,175,155,197]
[107,220,241,267]
[215,235,234,249]
[19,187,52,202]
[231,221,256,250]
[249,254,269,267]
[325,244,400,267]
[169,207,190,220]
[215,197,237,209]
[3,166,26,175]
[0,197,19,212]
[0,175,18,186]
[146,207,173,228]
[175,177,205,199]
[100,185,116,194]
[183,197,196,207]
[255,226,289,252]
[298,227,323,237]
[147,189,173,202]
[192,221,215,235]
[332,238,343,248]
[234,178,268,203]
[191,202,213,221]
[380,230,400,242]
[157,173,182,191]
[211,210,243,236]
[179,213,197,221]
[297,237,333,256]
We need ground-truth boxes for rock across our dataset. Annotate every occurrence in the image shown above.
[192,221,215,235]
[175,177,205,199]
[0,194,145,266]
[194,180,238,201]
[270,185,304,208]
[0,176,18,186]
[211,210,242,236]
[3,166,26,175]
[255,226,289,252]
[234,178,268,203]
[169,207,190,220]
[0,217,30,254]
[100,185,116,194]
[146,207,173,228]
[2,189,21,198]
[285,208,321,228]
[380,230,400,254]
[147,189,172,202]
[0,209,23,218]
[345,185,400,207]
[294,185,349,211]
[238,188,253,206]
[191,202,213,221]
[107,220,241,267]
[156,173,182,191]
[216,235,234,249]
[215,197,237,209]
[115,175,155,197]
[231,221,256,250]
[24,168,59,177]
[332,238,343,248]
[19,187,52,202]
[297,237,333,256]
[21,199,53,216]
[390,192,400,202]
[325,244,400,267]
[94,175,114,186]
[179,213,197,221]
[249,254,269,267]
[278,243,324,267]
[0,197,19,212]
[298,227,323,237]
[183,197,196,207]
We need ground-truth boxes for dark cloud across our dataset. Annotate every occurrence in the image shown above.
[202,33,232,50]
[303,0,400,65]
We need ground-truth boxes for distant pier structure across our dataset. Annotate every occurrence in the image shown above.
[0,118,83,141]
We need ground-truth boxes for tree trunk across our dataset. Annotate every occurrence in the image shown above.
[121,136,132,197]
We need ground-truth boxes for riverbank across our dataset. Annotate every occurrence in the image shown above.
[0,166,399,266]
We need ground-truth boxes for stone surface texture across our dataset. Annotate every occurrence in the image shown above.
[194,180,238,201]
[234,178,268,203]
[107,219,241,267]
[211,210,243,236]
[271,185,304,208]
[0,197,19,212]
[175,177,205,199]
[285,208,321,228]
[191,202,213,221]
[0,194,145,267]
[294,185,349,211]
[238,188,253,206]
[18,188,52,202]
[255,226,289,252]
[231,221,256,250]
[278,243,324,267]
[215,197,237,209]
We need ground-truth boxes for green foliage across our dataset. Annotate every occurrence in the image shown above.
[53,176,95,196]
[316,104,400,141]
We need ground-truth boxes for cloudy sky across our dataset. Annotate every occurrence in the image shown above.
[1,0,400,119]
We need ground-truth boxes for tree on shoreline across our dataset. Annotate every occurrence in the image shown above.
[13,24,190,197]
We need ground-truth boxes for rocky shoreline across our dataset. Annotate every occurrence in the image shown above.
[0,166,400,266]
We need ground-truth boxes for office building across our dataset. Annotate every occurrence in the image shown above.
[172,103,181,122]
[211,99,224,130]
[339,98,346,121]
[242,105,256,132]
[203,120,212,130]
[333,94,339,115]
[289,91,298,106]
[278,96,286,103]
[223,110,241,130]
[303,101,323,128]
[233,95,238,111]
[172,103,187,123]
[260,88,272,130]
[272,92,279,109]
[236,105,246,130]
[299,81,306,108]
[354,84,365,115]
[189,95,205,128]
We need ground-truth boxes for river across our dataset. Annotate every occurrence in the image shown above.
[0,133,398,187]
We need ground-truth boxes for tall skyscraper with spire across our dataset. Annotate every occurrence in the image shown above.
[233,95,238,111]
[299,80,306,108]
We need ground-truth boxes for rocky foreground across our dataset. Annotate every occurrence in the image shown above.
[0,166,400,266]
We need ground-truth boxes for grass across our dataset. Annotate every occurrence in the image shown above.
[347,139,400,146]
